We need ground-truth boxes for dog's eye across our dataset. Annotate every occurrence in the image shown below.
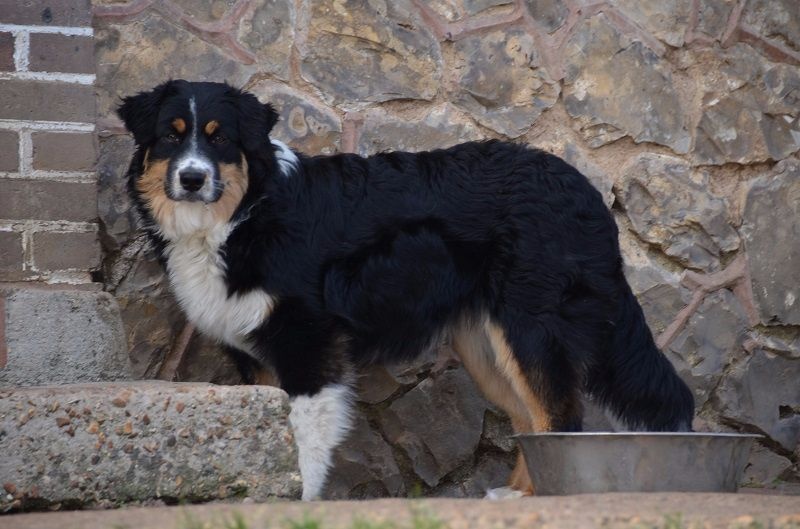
[211,134,228,145]
[166,133,180,143]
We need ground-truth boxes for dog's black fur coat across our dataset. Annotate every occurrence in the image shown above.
[119,80,694,433]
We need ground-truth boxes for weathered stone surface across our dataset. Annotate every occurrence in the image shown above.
[693,45,800,165]
[715,347,800,452]
[563,143,614,207]
[433,454,513,497]
[236,0,294,80]
[464,0,514,16]
[740,444,793,488]
[695,0,736,40]
[666,290,749,408]
[743,0,800,53]
[451,28,559,138]
[611,0,690,47]
[356,365,403,405]
[300,0,441,106]
[379,368,488,487]
[249,81,341,155]
[0,382,300,510]
[616,153,740,271]
[525,0,569,33]
[741,160,800,326]
[428,0,513,21]
[563,14,691,152]
[325,412,404,499]
[0,289,131,387]
[97,135,136,254]
[94,12,255,118]
[171,0,239,24]
[357,105,482,156]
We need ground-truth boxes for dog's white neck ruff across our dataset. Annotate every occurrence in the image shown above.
[164,222,274,351]
[160,139,298,350]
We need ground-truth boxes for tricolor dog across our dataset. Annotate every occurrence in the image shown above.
[118,80,694,500]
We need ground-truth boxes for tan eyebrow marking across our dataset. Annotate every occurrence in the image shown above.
[204,120,219,135]
[172,118,186,134]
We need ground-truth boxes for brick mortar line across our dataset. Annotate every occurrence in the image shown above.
[0,71,96,85]
[13,270,95,284]
[0,171,97,183]
[0,120,94,132]
[18,130,32,174]
[12,30,29,72]
[0,24,93,36]
[0,220,98,233]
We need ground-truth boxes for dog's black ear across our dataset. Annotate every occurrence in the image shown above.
[117,81,173,146]
[236,90,279,154]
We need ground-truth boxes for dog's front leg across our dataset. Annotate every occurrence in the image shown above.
[251,300,355,500]
[289,383,354,500]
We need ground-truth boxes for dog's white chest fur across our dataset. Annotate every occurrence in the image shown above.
[165,223,274,350]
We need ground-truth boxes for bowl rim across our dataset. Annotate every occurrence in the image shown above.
[513,432,763,439]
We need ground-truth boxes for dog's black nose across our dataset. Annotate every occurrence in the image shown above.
[179,171,206,192]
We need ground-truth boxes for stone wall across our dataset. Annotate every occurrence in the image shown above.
[93,0,800,497]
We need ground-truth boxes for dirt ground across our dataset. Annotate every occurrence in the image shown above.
[2,493,799,529]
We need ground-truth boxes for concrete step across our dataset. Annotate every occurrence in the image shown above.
[2,494,800,529]
[0,382,301,511]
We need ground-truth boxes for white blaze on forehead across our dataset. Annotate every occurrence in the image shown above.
[172,96,216,199]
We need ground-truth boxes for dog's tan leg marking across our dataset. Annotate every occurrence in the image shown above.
[451,321,535,495]
[485,319,553,433]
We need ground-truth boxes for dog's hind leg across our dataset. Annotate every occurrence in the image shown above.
[451,320,534,495]
[484,317,584,434]
[586,283,695,432]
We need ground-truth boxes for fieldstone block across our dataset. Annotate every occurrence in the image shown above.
[525,0,569,33]
[610,0,690,47]
[325,413,404,499]
[249,81,341,155]
[357,105,482,156]
[665,290,750,408]
[741,160,800,325]
[693,45,800,165]
[300,0,441,106]
[715,347,800,452]
[379,368,488,487]
[0,289,131,387]
[94,12,255,118]
[236,0,294,80]
[451,28,559,138]
[743,0,799,53]
[563,14,691,153]
[616,153,740,271]
[0,382,301,510]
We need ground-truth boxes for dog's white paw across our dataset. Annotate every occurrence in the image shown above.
[484,486,525,500]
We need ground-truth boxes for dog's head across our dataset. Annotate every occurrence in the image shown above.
[117,80,280,240]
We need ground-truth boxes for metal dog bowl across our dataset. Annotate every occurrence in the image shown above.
[516,432,761,495]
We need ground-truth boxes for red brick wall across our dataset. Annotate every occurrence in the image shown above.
[0,0,99,284]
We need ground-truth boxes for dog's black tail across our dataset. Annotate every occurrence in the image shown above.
[587,281,695,431]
